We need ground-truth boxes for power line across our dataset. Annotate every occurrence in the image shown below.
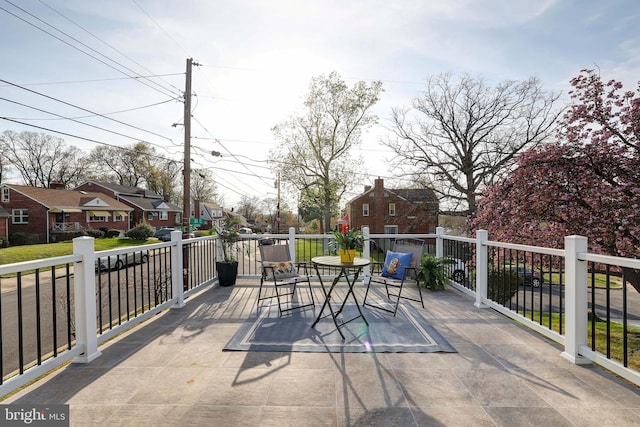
[0,73,184,88]
[191,114,273,187]
[0,78,175,142]
[0,116,181,165]
[0,96,177,152]
[3,98,176,121]
[0,1,179,99]
[37,0,183,94]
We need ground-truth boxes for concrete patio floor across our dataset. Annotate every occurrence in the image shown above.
[4,279,640,426]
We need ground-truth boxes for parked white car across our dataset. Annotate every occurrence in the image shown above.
[95,250,149,271]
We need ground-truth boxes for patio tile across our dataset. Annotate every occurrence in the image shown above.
[510,366,623,408]
[96,404,192,427]
[337,407,417,427]
[393,368,478,407]
[411,406,497,426]
[196,367,275,406]
[67,404,120,426]
[433,342,503,370]
[484,407,573,426]
[454,368,550,407]
[266,368,336,407]
[335,366,407,409]
[481,342,565,369]
[126,366,217,405]
[261,406,337,426]
[558,407,640,426]
[67,367,159,405]
[186,405,266,426]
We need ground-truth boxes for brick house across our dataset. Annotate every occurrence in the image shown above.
[75,182,182,230]
[0,184,133,244]
[347,178,439,234]
[0,206,9,242]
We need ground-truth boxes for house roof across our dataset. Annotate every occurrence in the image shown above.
[77,181,161,198]
[349,185,439,205]
[391,188,439,204]
[198,202,224,220]
[118,194,182,212]
[3,184,132,211]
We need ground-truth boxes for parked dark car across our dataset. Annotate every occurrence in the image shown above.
[154,228,175,241]
[447,258,467,283]
[514,266,542,287]
[95,250,149,271]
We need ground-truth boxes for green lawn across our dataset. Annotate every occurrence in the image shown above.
[0,238,156,266]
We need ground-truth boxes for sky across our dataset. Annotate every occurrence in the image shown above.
[0,0,638,212]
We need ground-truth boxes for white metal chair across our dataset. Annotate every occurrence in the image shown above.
[257,239,315,314]
[363,238,425,316]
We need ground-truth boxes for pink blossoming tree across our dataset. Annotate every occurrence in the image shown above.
[471,69,640,261]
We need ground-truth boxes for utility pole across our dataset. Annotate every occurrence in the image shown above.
[182,58,195,237]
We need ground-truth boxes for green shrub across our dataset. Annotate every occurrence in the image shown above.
[125,222,154,240]
[419,254,457,290]
[0,236,8,248]
[105,229,121,238]
[85,229,105,238]
[8,232,39,246]
[487,268,521,305]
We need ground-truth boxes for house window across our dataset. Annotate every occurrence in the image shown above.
[159,211,168,220]
[362,203,369,216]
[89,213,108,222]
[1,188,8,202]
[12,209,28,224]
[147,211,157,221]
[389,203,396,216]
[383,225,398,235]
[114,214,124,222]
[175,213,182,224]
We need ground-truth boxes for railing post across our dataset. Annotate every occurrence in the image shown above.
[363,226,371,281]
[289,227,296,261]
[474,229,489,309]
[561,235,590,364]
[435,226,444,258]
[171,230,185,309]
[72,236,101,363]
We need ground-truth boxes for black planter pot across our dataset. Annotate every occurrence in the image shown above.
[216,261,238,287]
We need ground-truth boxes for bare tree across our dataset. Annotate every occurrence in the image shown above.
[191,168,218,203]
[236,195,260,221]
[86,142,158,187]
[385,73,562,215]
[0,145,12,183]
[146,158,182,203]
[1,130,87,188]
[270,71,383,233]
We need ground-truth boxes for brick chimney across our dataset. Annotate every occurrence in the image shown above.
[374,177,384,190]
[49,181,65,190]
[194,200,200,218]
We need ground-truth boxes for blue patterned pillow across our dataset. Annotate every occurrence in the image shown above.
[381,251,413,280]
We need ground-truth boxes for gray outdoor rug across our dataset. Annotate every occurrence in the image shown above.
[223,302,457,353]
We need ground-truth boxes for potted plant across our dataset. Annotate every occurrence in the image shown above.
[330,224,364,263]
[418,254,456,290]
[215,217,241,286]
